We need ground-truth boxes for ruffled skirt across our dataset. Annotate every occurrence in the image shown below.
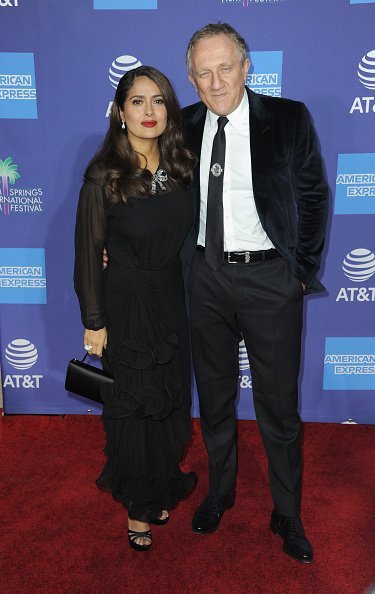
[96,267,196,521]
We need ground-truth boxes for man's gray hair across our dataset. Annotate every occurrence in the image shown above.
[186,23,249,75]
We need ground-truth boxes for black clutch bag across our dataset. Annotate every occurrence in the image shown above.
[65,352,113,404]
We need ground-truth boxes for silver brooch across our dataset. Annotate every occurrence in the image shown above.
[151,169,168,195]
[210,163,223,177]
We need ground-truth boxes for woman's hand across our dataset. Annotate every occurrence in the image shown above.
[83,327,107,357]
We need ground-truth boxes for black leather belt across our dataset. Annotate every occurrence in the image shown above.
[196,245,280,264]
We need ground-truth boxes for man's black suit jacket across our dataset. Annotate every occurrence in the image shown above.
[180,87,329,294]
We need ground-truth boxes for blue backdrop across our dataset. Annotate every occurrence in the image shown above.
[1,0,374,422]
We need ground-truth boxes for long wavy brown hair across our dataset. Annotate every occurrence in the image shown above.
[85,66,196,204]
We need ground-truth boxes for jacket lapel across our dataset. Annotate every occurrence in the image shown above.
[183,102,206,230]
[185,102,206,188]
[247,88,273,224]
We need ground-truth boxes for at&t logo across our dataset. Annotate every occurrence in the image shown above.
[336,248,375,302]
[350,50,375,115]
[358,50,375,91]
[105,55,142,117]
[109,55,142,89]
[238,339,252,389]
[0,0,18,6]
[5,338,38,368]
[2,338,43,388]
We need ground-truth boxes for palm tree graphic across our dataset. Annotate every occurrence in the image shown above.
[0,157,20,197]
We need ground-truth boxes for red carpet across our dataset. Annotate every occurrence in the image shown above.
[1,415,374,594]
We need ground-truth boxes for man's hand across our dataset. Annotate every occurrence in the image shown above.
[83,327,107,357]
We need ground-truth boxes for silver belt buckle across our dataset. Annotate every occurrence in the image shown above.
[227,251,252,264]
[227,252,238,264]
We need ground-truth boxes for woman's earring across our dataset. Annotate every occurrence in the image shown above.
[121,121,126,130]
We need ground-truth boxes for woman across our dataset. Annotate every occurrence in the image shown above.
[74,66,197,551]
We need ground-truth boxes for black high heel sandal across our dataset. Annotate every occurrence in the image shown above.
[150,511,169,526]
[128,529,152,552]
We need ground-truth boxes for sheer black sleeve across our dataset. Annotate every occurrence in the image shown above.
[74,177,107,330]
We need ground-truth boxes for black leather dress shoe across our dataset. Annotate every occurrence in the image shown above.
[192,494,234,534]
[270,509,313,563]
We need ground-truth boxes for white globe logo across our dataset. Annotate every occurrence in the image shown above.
[342,248,375,282]
[357,50,375,91]
[5,339,38,370]
[238,339,250,371]
[109,55,142,89]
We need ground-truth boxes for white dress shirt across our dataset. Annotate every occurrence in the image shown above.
[198,91,274,252]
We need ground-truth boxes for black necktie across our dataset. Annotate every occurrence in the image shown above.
[205,116,228,270]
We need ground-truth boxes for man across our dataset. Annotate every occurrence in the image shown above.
[181,23,328,563]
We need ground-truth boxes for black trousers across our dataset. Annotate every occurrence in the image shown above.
[189,250,304,516]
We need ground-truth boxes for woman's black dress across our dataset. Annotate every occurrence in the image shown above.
[74,171,196,522]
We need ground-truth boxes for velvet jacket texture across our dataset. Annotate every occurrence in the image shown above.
[180,87,329,293]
